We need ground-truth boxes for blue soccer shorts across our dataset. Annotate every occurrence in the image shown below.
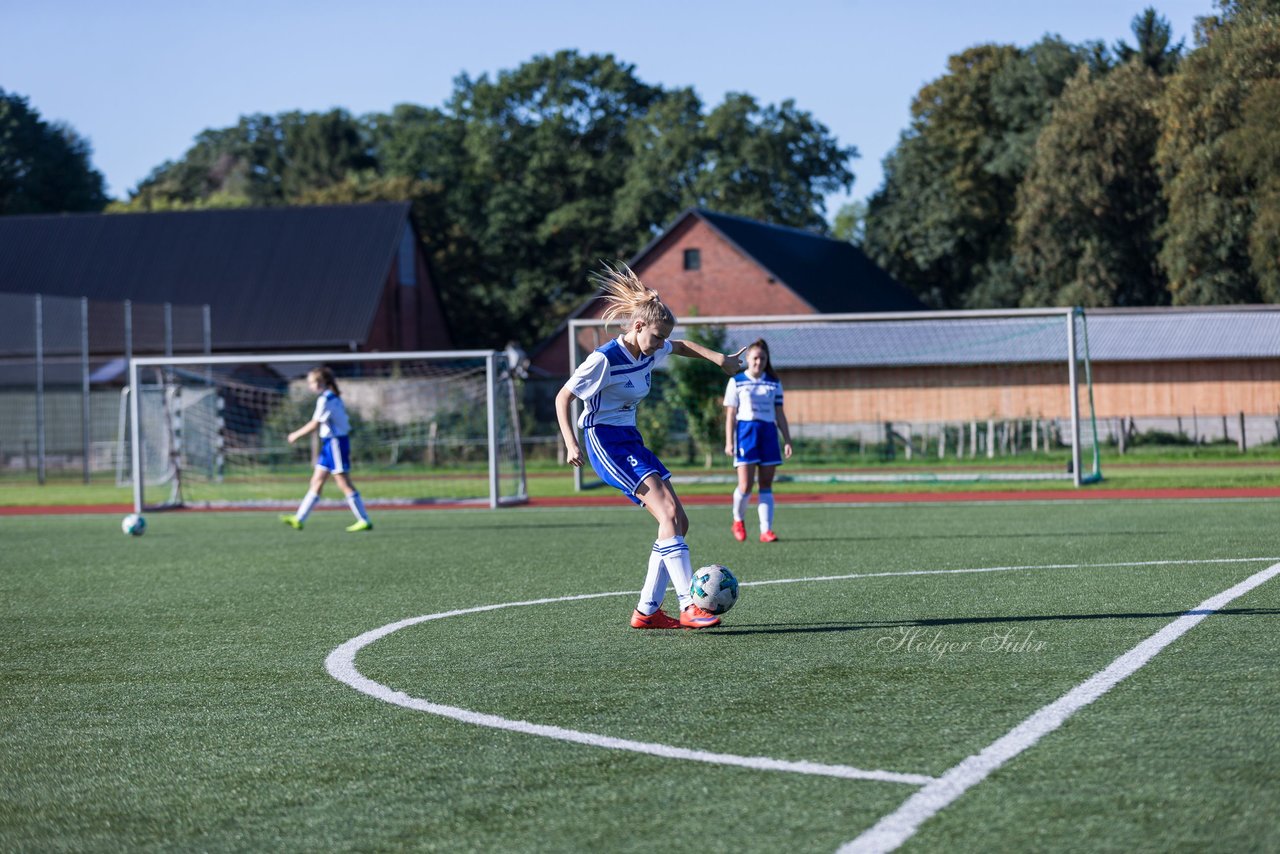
[734,421,783,467]
[316,435,352,474]
[584,425,670,505]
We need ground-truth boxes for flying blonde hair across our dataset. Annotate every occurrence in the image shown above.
[592,262,676,330]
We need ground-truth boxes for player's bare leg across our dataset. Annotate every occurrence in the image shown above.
[636,476,718,628]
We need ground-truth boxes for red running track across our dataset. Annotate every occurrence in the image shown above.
[4,486,1279,516]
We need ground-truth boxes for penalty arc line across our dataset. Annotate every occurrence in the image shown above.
[839,560,1280,854]
[325,590,933,786]
[325,557,1277,790]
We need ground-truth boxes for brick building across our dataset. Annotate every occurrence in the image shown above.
[530,208,921,376]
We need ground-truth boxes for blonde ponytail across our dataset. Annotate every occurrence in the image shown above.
[592,262,675,329]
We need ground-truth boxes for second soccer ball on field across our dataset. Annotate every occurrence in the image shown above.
[690,564,739,615]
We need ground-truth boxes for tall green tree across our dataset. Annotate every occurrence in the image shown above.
[0,89,107,214]
[122,109,373,210]
[370,51,856,347]
[117,51,856,347]
[1115,7,1186,74]
[1222,78,1280,300]
[431,51,663,347]
[1155,0,1280,304]
[831,200,867,245]
[614,89,855,237]
[1013,61,1168,307]
[863,38,1090,308]
[690,95,854,231]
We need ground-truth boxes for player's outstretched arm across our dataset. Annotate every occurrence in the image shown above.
[287,420,320,444]
[671,340,747,376]
[554,385,584,467]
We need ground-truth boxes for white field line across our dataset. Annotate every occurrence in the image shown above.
[326,557,1277,791]
[742,557,1280,589]
[325,590,932,785]
[839,560,1280,854]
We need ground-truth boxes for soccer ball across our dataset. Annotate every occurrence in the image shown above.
[121,513,146,536]
[690,564,739,615]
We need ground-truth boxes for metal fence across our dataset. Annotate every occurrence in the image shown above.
[0,293,210,483]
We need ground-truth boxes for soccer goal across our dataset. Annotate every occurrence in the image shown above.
[123,350,527,512]
[569,308,1102,489]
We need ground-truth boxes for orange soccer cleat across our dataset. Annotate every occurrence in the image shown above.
[679,604,722,629]
[759,530,779,543]
[731,520,747,542]
[630,609,682,629]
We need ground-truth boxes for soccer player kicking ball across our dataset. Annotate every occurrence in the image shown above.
[279,367,373,533]
[556,263,745,630]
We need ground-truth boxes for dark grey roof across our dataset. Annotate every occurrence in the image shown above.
[681,209,924,312]
[0,203,412,349]
[674,308,1280,369]
[1083,309,1280,361]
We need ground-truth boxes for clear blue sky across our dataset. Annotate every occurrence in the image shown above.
[3,0,1214,218]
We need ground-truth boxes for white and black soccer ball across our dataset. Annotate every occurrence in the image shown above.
[121,513,146,536]
[690,564,739,615]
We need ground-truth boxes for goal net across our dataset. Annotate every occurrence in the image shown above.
[569,308,1102,489]
[122,350,527,511]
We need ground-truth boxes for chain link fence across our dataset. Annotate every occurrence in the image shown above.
[0,293,210,483]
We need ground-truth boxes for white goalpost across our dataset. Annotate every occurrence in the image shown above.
[124,350,527,512]
[569,307,1102,490]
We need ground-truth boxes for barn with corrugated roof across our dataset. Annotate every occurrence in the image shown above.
[0,202,451,353]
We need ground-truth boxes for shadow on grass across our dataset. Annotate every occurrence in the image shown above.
[775,530,1182,543]
[710,607,1280,636]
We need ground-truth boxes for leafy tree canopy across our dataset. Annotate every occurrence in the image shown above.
[112,51,854,348]
[1013,61,1169,307]
[863,39,1090,309]
[1155,0,1280,304]
[0,88,107,215]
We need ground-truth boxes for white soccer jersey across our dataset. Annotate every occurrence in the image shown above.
[311,390,350,438]
[568,336,672,428]
[723,372,784,422]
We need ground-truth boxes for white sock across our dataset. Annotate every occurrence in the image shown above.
[758,489,775,533]
[656,536,694,608]
[296,490,320,522]
[346,491,369,523]
[732,488,750,521]
[637,544,671,615]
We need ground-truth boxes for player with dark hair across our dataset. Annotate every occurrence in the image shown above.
[280,367,373,532]
[724,339,792,542]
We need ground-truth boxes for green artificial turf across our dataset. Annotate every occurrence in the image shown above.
[2,500,1278,851]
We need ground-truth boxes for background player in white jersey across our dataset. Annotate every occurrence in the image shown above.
[279,367,373,532]
[555,263,746,630]
[724,339,792,543]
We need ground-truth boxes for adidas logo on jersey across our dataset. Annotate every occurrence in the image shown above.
[623,378,635,388]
